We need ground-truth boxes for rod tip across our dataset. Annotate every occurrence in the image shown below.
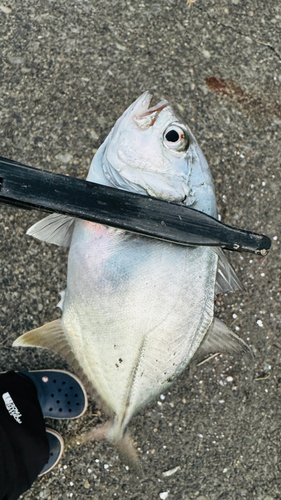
[257,248,268,257]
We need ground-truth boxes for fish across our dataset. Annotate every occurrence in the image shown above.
[13,92,247,462]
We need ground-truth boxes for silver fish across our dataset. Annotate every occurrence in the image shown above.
[14,92,246,459]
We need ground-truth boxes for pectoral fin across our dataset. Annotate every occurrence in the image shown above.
[196,317,249,359]
[27,213,75,247]
[57,290,66,310]
[215,248,243,295]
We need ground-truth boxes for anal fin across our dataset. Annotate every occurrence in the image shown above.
[13,320,86,389]
[12,320,113,417]
[13,319,68,350]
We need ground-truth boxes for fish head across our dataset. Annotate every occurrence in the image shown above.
[88,92,217,216]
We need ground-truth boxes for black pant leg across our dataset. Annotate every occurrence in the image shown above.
[0,371,49,500]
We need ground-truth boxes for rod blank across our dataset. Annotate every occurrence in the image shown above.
[0,156,271,255]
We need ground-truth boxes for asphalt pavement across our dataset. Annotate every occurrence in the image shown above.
[0,0,281,499]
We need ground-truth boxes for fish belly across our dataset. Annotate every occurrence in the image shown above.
[62,220,218,433]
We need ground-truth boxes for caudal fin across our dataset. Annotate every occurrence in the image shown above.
[77,420,141,473]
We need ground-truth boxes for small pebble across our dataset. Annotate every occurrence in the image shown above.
[202,49,210,58]
[55,153,73,164]
[163,466,180,477]
[84,479,90,489]
[0,5,12,13]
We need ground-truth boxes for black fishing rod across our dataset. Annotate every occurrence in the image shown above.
[0,156,271,255]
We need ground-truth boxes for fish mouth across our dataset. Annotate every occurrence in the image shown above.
[133,93,169,130]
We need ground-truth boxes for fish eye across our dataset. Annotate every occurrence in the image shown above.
[163,124,190,152]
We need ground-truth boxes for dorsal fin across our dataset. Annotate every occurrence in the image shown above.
[196,317,250,359]
[27,214,75,247]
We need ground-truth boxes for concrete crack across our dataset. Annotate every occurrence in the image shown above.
[194,4,281,62]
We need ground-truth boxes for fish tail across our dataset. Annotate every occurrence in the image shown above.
[115,431,141,473]
[78,419,141,473]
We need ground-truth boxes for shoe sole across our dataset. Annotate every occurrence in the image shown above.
[39,428,64,476]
